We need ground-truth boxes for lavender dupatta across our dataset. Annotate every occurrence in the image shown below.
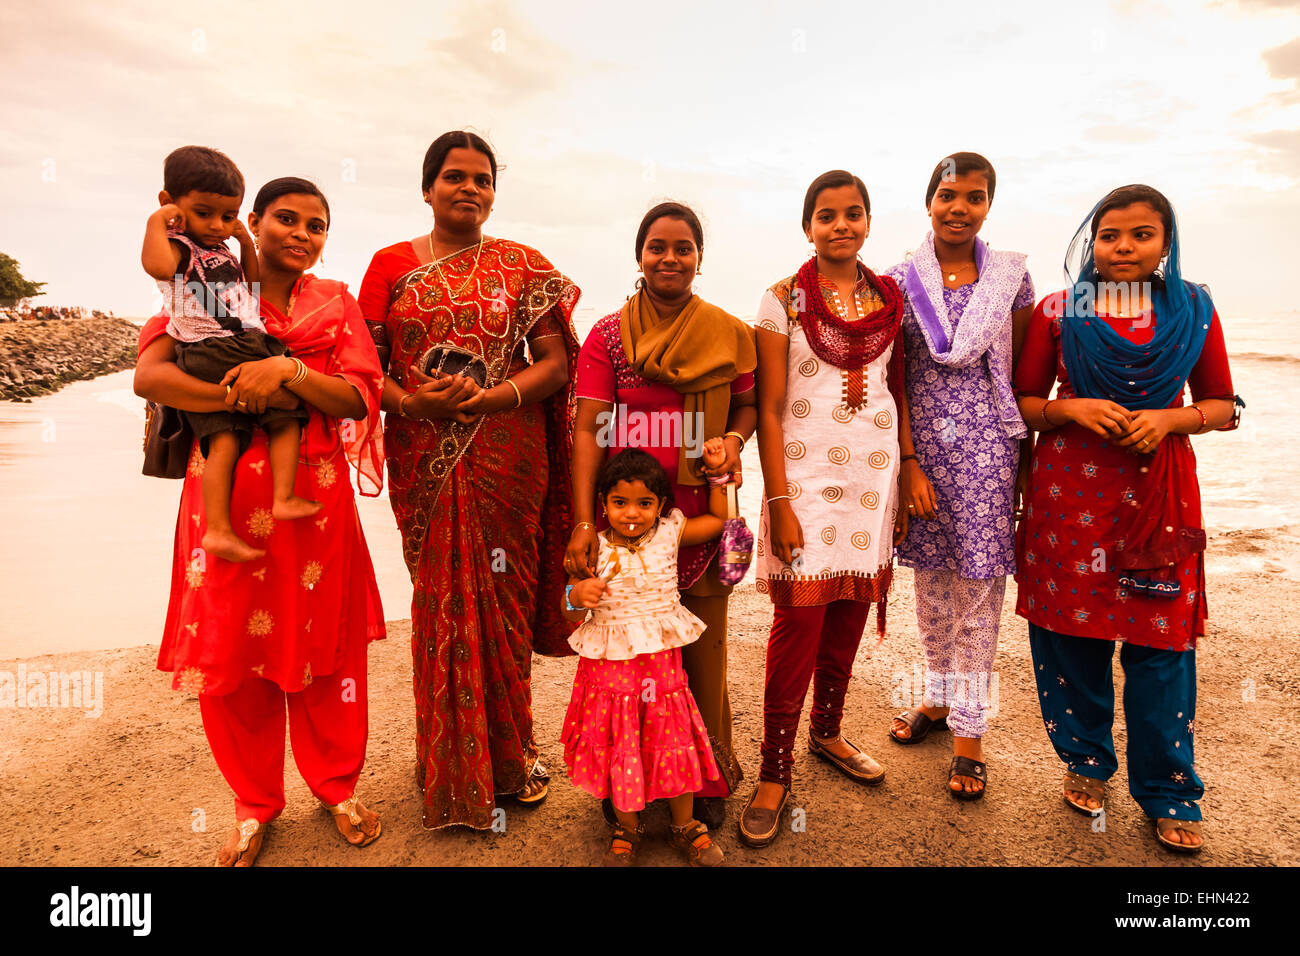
[902,232,1028,439]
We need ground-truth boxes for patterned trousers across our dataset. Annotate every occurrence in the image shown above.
[1028,623,1203,821]
[913,568,1005,738]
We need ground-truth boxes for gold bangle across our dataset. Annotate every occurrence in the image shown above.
[286,357,308,387]
[506,378,523,408]
[398,394,415,419]
[574,521,596,532]
[724,430,746,450]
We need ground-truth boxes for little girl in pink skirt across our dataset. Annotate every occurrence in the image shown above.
[562,445,732,866]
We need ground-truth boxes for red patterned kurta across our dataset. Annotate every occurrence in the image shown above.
[358,238,580,830]
[145,276,387,697]
[1014,291,1235,651]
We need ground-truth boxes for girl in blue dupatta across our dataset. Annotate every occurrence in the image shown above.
[1013,184,1242,853]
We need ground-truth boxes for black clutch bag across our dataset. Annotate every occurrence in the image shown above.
[419,344,488,387]
[142,400,193,479]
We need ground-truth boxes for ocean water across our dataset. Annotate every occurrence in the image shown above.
[0,309,1292,657]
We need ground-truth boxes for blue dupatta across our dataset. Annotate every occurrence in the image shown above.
[1059,196,1214,411]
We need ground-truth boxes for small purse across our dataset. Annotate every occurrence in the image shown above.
[419,344,489,387]
[717,482,754,585]
[142,400,193,479]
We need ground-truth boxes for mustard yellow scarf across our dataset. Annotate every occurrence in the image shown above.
[620,290,757,485]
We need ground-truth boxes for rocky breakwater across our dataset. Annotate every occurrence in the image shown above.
[0,317,141,401]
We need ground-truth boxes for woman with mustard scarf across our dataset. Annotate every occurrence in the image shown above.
[567,201,757,830]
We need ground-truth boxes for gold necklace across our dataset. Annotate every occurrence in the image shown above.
[938,260,975,282]
[428,232,485,303]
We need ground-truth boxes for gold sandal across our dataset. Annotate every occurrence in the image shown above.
[321,795,382,847]
[216,818,265,867]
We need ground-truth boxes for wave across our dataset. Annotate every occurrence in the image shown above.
[1230,351,1300,365]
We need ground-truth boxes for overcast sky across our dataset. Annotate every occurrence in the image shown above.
[1,0,1296,326]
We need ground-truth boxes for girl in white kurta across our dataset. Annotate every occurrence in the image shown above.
[739,169,906,850]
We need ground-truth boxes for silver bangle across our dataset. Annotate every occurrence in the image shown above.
[766,494,791,503]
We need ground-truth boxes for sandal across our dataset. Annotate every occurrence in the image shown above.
[603,821,645,867]
[216,818,266,867]
[1063,770,1106,817]
[889,707,948,745]
[670,818,724,867]
[948,755,987,801]
[511,761,550,808]
[321,794,382,847]
[1154,817,1204,854]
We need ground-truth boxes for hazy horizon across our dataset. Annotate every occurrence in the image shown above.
[2,0,1298,326]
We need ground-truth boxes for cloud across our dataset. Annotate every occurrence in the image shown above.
[1263,36,1300,79]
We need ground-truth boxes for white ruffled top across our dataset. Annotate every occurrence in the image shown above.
[568,508,708,661]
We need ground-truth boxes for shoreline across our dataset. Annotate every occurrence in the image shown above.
[3,525,1296,867]
[0,317,141,401]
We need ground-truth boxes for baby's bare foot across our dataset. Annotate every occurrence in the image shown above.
[272,496,323,521]
[202,529,266,563]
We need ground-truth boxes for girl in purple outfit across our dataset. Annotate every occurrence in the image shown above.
[886,153,1035,800]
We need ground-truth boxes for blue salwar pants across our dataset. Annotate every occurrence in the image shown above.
[1028,623,1203,822]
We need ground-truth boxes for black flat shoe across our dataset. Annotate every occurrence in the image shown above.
[889,707,949,745]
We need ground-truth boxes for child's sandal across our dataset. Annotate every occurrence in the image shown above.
[603,822,645,867]
[670,819,724,867]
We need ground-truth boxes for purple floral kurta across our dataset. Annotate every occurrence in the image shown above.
[886,268,1035,579]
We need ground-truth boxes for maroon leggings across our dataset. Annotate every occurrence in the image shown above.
[760,600,870,786]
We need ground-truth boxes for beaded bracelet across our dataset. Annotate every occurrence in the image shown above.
[707,472,734,487]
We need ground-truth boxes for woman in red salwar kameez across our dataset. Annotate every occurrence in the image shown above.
[135,177,387,866]
[1015,184,1239,853]
[358,131,581,830]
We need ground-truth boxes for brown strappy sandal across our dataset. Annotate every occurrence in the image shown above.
[669,819,724,867]
[603,821,645,867]
[1154,817,1204,854]
[1063,770,1106,817]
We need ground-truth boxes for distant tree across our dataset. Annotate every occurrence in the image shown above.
[0,253,46,306]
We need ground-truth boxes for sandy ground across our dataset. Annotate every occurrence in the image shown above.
[3,526,1297,867]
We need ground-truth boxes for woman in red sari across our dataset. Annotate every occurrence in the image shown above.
[358,131,580,830]
[134,177,386,866]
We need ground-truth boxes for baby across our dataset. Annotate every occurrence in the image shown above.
[141,145,317,563]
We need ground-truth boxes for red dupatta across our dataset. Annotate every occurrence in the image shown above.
[794,257,904,370]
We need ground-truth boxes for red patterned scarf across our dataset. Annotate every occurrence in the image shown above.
[794,257,903,370]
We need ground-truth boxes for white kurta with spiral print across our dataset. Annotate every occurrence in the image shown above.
[753,275,900,606]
